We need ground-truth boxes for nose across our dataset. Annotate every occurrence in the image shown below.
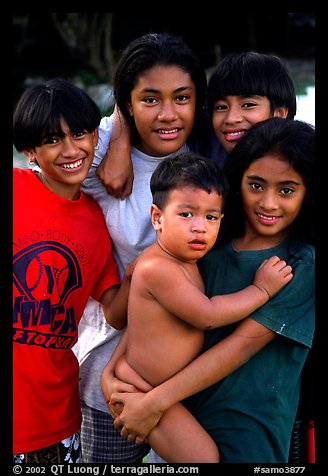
[224,104,243,124]
[157,100,178,121]
[259,190,279,210]
[61,137,79,157]
[191,216,206,233]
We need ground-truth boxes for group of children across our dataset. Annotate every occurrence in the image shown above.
[13,32,315,464]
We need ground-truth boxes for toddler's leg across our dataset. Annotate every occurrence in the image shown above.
[148,402,219,463]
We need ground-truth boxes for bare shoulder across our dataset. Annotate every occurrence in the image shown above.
[134,244,184,284]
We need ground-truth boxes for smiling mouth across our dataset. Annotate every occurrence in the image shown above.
[59,159,84,169]
[156,128,179,134]
[224,131,245,140]
[256,213,280,222]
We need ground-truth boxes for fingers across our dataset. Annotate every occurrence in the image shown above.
[113,415,123,430]
[136,435,147,446]
[96,166,127,198]
[120,426,147,445]
[263,256,293,274]
[104,179,133,199]
[110,186,124,199]
[118,422,138,444]
[113,415,148,445]
[109,401,124,419]
[257,258,268,269]
[281,264,293,278]
[120,181,133,199]
[265,255,282,266]
[273,260,293,278]
[102,180,124,198]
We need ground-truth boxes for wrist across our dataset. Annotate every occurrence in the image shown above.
[252,283,270,300]
[145,386,169,415]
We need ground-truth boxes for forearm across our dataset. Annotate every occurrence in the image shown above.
[103,283,129,329]
[100,266,133,329]
[209,284,268,327]
[97,105,133,198]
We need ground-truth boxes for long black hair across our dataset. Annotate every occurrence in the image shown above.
[220,117,315,246]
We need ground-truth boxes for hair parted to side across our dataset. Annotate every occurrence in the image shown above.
[13,78,101,152]
[207,51,296,119]
[150,151,228,210]
[113,32,208,142]
[221,117,315,245]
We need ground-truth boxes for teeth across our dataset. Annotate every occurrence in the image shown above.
[257,213,277,220]
[61,159,83,169]
[157,129,178,134]
[226,131,244,137]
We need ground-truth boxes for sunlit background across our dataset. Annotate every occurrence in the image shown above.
[13,13,315,168]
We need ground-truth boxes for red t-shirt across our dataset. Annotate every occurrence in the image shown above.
[13,168,121,453]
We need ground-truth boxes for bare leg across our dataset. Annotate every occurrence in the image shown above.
[115,355,153,392]
[148,402,219,463]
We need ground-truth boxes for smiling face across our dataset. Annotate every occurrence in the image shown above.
[212,95,287,153]
[151,185,224,262]
[127,65,196,157]
[240,154,306,248]
[24,119,98,200]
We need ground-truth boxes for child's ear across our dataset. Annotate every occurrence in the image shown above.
[23,150,36,166]
[273,107,289,119]
[127,102,134,117]
[150,204,163,230]
[93,128,99,146]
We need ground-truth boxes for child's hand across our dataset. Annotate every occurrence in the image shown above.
[123,256,139,280]
[111,391,162,445]
[253,255,293,298]
[97,104,134,199]
[101,369,138,419]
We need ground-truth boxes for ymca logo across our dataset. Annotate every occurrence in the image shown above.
[13,241,83,347]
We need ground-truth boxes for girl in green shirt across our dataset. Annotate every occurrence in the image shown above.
[107,117,315,463]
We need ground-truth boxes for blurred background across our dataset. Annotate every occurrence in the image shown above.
[13,12,315,166]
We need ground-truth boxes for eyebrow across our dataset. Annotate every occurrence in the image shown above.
[238,94,262,99]
[178,203,222,213]
[140,86,193,94]
[246,174,303,186]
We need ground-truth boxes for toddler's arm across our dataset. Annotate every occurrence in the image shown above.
[206,255,293,327]
[140,255,293,329]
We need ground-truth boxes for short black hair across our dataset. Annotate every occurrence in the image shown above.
[13,78,101,151]
[207,52,296,119]
[150,152,228,210]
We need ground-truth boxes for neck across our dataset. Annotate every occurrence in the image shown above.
[36,172,81,200]
[233,233,288,251]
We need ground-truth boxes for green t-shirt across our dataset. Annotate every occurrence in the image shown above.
[187,240,315,463]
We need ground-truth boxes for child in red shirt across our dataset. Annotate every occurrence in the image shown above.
[13,78,132,463]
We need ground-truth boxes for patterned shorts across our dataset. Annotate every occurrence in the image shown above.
[13,432,81,464]
[80,401,150,463]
